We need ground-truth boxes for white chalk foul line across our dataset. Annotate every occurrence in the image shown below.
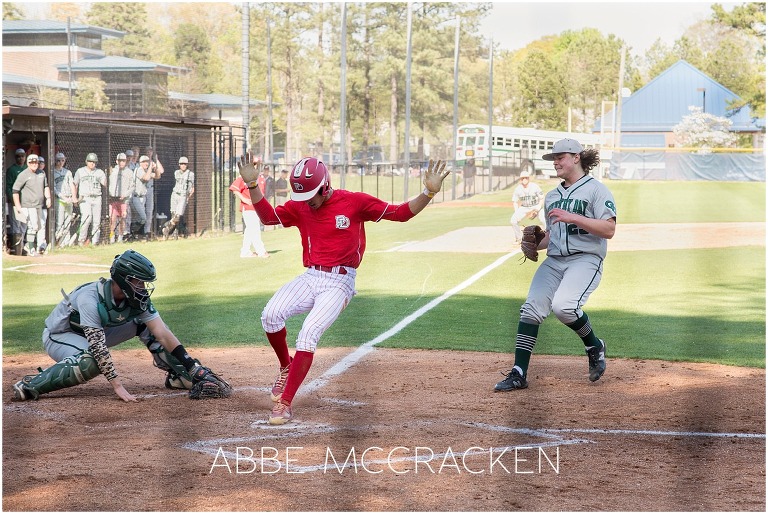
[469,422,766,440]
[3,262,110,274]
[302,250,520,394]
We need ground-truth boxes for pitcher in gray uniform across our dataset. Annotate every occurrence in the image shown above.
[495,138,617,391]
[73,153,107,246]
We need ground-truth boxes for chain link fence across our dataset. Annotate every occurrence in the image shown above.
[46,117,234,249]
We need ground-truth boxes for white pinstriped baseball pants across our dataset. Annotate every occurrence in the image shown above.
[261,267,357,353]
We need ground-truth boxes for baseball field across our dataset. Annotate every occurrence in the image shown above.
[2,179,765,511]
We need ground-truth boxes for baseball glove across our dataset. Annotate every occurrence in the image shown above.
[188,365,232,400]
[520,225,545,262]
[527,209,539,220]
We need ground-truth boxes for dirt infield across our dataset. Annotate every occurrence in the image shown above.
[2,346,765,511]
[3,222,765,510]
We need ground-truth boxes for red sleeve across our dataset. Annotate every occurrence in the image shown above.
[254,197,283,226]
[355,192,416,223]
[379,201,417,222]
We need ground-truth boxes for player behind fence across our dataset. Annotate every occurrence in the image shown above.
[53,152,78,247]
[495,138,616,392]
[238,154,450,425]
[73,153,107,246]
[162,156,195,238]
[108,153,134,243]
[11,249,231,402]
[12,153,51,256]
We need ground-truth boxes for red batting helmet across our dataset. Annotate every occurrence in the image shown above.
[290,157,330,201]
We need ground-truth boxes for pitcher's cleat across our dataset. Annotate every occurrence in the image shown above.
[586,339,606,382]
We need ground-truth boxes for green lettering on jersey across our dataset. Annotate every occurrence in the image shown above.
[572,199,588,216]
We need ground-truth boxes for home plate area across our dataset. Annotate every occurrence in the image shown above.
[3,346,764,511]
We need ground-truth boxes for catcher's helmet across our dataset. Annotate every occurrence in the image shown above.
[290,157,330,201]
[110,250,157,310]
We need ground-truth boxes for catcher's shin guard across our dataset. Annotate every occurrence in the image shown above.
[16,352,100,400]
[146,340,196,389]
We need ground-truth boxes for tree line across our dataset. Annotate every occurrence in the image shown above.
[4,2,764,161]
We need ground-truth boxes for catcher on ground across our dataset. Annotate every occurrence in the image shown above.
[12,250,231,402]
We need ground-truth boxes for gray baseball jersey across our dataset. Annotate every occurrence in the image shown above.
[12,168,48,208]
[109,165,134,199]
[45,279,159,337]
[172,168,194,197]
[74,166,106,198]
[544,175,617,259]
[53,167,75,200]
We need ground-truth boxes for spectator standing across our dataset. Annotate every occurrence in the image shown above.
[52,152,77,247]
[129,155,153,238]
[12,153,51,256]
[229,175,268,259]
[143,147,164,239]
[6,148,27,254]
[108,153,134,243]
[462,158,476,198]
[73,153,107,246]
[162,156,195,238]
[127,148,139,171]
[274,169,289,207]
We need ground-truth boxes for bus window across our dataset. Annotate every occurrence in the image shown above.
[466,136,476,146]
[538,140,546,150]
[513,138,520,149]
[478,136,485,146]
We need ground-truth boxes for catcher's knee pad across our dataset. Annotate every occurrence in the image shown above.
[146,341,195,389]
[25,352,100,398]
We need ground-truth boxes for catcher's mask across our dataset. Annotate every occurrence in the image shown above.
[290,157,330,201]
[110,250,157,310]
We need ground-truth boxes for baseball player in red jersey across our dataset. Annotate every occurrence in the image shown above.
[238,154,449,424]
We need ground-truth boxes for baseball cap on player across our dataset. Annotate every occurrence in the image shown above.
[290,157,330,201]
[86,152,98,163]
[139,155,150,162]
[38,156,45,164]
[55,152,66,160]
[27,154,39,163]
[178,156,189,164]
[125,150,134,157]
[15,148,26,156]
[116,152,127,161]
[542,139,584,161]
[519,170,532,178]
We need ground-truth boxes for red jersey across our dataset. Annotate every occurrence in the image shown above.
[254,189,416,268]
[229,176,255,211]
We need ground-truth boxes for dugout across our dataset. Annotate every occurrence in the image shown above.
[3,105,243,250]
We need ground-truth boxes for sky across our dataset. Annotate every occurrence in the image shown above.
[21,0,735,54]
[480,0,733,53]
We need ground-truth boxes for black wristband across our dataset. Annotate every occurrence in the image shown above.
[171,345,197,371]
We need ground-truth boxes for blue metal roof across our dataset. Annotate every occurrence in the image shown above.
[593,60,763,133]
[2,19,123,38]
[3,73,76,89]
[55,56,186,74]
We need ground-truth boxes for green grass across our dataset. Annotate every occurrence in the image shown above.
[3,180,765,367]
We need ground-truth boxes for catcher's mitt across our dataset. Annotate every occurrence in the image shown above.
[188,365,232,400]
[520,225,545,262]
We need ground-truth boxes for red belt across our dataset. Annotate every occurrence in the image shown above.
[311,265,348,275]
